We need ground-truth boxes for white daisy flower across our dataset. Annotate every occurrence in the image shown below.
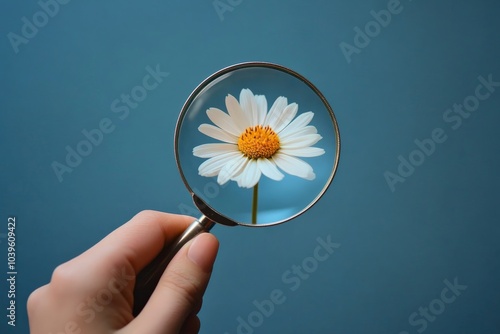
[193,88,325,189]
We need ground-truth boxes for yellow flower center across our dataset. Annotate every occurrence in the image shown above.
[237,125,280,159]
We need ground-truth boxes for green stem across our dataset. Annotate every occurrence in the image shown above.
[251,183,259,224]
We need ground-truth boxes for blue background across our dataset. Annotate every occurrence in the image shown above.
[1,0,499,333]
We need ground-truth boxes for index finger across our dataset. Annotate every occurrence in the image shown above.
[80,210,195,274]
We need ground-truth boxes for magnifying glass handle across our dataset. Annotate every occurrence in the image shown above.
[132,215,215,316]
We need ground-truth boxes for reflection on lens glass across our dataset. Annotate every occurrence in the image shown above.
[176,63,339,226]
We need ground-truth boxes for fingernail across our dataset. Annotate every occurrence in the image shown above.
[187,233,218,273]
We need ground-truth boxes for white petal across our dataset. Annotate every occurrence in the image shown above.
[280,147,325,157]
[281,134,323,149]
[255,95,267,125]
[237,160,262,188]
[278,111,314,137]
[217,155,247,185]
[230,159,250,187]
[198,152,241,177]
[193,143,238,158]
[280,125,318,140]
[239,89,259,126]
[206,108,240,136]
[199,124,237,143]
[271,102,298,133]
[257,158,284,181]
[273,153,316,180]
[264,96,288,128]
[226,94,250,131]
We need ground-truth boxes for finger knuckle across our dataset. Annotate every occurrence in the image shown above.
[51,262,76,286]
[49,262,89,298]
[27,285,48,316]
[134,210,161,222]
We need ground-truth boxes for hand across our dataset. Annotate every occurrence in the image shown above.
[27,211,219,334]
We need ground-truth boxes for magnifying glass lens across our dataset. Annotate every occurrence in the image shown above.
[176,64,339,226]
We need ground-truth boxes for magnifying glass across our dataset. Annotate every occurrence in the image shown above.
[133,62,340,315]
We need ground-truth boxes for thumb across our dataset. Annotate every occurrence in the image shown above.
[127,233,219,334]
